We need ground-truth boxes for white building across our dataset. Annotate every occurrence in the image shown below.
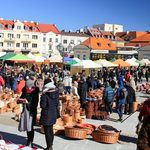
[59,30,89,56]
[0,18,61,55]
[93,23,123,34]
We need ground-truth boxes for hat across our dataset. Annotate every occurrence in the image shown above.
[43,78,56,93]
[25,79,35,88]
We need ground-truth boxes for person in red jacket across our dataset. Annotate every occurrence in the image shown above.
[0,75,5,91]
[125,70,131,82]
[16,75,25,95]
[137,99,150,150]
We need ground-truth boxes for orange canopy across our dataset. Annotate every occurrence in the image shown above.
[113,59,130,67]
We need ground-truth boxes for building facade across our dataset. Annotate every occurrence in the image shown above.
[93,23,123,34]
[59,31,89,56]
[0,18,61,55]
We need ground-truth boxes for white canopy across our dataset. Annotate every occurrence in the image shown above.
[125,59,139,67]
[95,59,118,67]
[0,52,6,57]
[72,57,81,62]
[71,60,102,69]
[130,57,137,61]
[27,53,46,62]
[49,55,62,63]
[34,55,45,62]
[27,53,35,59]
[140,59,150,66]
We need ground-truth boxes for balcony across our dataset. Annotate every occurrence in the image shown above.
[4,37,15,42]
[21,38,31,43]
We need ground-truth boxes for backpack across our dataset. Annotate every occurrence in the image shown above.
[119,88,126,99]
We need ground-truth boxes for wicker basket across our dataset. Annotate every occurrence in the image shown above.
[65,127,87,139]
[92,130,120,144]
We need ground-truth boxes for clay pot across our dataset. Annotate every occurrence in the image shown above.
[62,114,73,125]
[74,111,81,121]
[131,101,138,112]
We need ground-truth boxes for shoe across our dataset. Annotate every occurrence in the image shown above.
[117,118,123,122]
[26,141,33,147]
[44,146,53,150]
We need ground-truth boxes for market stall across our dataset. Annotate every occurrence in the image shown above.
[71,60,102,75]
[125,59,139,67]
[95,59,118,67]
[113,59,130,67]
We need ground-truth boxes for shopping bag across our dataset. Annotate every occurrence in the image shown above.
[18,104,33,132]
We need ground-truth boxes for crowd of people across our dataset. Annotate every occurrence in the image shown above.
[0,63,150,149]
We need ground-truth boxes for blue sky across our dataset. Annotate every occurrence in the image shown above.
[0,0,150,32]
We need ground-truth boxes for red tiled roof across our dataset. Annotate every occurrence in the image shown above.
[0,19,60,34]
[38,24,60,34]
[130,32,150,42]
[125,42,150,47]
[82,37,116,50]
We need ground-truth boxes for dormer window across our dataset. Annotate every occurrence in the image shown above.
[25,26,29,31]
[97,42,101,47]
[32,27,36,31]
[8,25,12,30]
[108,43,111,47]
[17,26,21,30]
[0,24,4,29]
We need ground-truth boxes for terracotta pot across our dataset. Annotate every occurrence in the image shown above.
[131,101,138,112]
[62,115,73,125]
[74,111,81,121]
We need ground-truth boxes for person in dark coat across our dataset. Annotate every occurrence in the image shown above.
[19,77,40,147]
[124,82,136,114]
[78,76,87,108]
[40,79,59,150]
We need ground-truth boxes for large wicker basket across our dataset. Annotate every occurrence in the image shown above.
[92,130,120,144]
[65,127,87,139]
[92,125,120,144]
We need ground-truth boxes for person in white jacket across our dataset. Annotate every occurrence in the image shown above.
[63,72,72,94]
[129,76,136,92]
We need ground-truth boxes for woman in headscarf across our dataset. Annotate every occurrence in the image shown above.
[40,79,59,150]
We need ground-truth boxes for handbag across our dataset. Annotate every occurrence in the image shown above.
[18,104,33,132]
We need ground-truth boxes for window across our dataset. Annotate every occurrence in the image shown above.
[23,34,29,38]
[32,35,38,39]
[49,45,52,50]
[77,54,80,59]
[63,40,67,44]
[97,42,101,47]
[32,43,37,48]
[55,38,58,43]
[0,33,4,38]
[17,26,21,30]
[16,43,20,47]
[17,34,20,38]
[0,42,3,47]
[70,40,74,44]
[0,24,4,29]
[8,34,14,38]
[7,42,13,47]
[23,43,28,48]
[83,54,86,60]
[49,38,52,42]
[8,25,12,30]
[32,27,36,31]
[43,37,46,42]
[108,43,111,47]
[25,26,29,31]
